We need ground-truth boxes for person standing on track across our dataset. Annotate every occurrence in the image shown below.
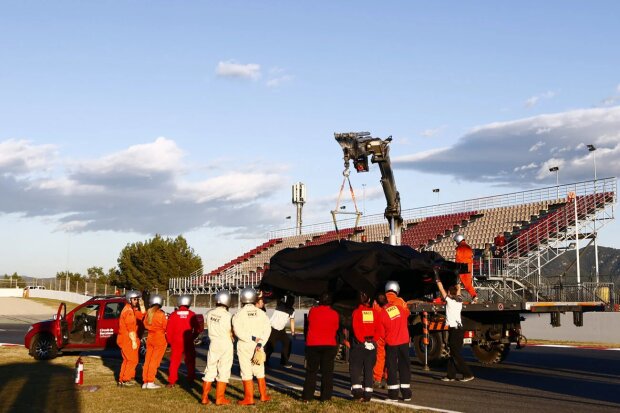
[301,292,340,402]
[454,233,478,303]
[232,287,272,405]
[166,294,203,387]
[435,272,475,382]
[372,292,388,388]
[117,290,145,386]
[141,294,167,389]
[350,291,381,402]
[380,281,412,402]
[265,294,296,369]
[201,289,234,405]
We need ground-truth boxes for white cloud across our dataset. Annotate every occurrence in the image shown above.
[394,106,620,186]
[0,138,289,234]
[216,60,261,80]
[524,91,556,108]
[529,141,546,152]
[0,139,56,174]
[420,126,445,138]
[266,75,294,88]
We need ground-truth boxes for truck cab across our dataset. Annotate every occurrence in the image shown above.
[25,295,127,360]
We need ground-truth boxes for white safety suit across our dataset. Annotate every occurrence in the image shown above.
[232,304,272,381]
[203,306,234,383]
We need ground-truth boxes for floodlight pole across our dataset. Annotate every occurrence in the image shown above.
[589,145,599,283]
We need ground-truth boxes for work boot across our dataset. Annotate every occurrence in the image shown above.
[237,380,255,405]
[257,377,271,402]
[215,381,231,405]
[201,381,212,405]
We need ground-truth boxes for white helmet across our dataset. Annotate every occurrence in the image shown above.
[177,295,192,307]
[453,233,465,244]
[385,281,400,295]
[240,287,257,304]
[215,290,232,308]
[125,290,141,303]
[149,294,163,307]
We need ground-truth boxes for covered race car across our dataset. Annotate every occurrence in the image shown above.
[260,240,463,310]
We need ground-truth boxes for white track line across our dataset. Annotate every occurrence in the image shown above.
[270,383,462,413]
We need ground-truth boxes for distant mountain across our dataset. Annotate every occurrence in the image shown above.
[541,245,620,286]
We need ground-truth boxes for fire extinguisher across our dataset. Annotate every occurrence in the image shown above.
[74,357,84,385]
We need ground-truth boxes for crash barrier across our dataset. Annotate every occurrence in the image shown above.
[522,312,620,344]
[26,289,90,304]
[0,288,24,298]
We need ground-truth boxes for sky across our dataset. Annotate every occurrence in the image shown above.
[1,1,619,278]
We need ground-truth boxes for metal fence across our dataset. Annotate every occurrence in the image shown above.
[0,278,145,297]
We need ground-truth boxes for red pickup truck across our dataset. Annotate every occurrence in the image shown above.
[24,295,204,360]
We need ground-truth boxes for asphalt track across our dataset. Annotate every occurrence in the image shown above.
[4,320,619,413]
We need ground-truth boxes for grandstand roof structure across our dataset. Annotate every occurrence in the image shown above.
[169,177,616,302]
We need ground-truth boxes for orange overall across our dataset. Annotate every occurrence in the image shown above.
[372,300,386,382]
[142,308,168,384]
[455,241,476,299]
[166,306,203,385]
[373,293,407,382]
[117,303,144,383]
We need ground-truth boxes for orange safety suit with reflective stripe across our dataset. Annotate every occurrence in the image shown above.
[455,241,476,299]
[117,303,144,382]
[372,300,387,382]
[142,308,168,384]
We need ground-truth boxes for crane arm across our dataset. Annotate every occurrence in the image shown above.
[334,132,403,244]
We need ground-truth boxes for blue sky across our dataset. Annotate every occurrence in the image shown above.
[1,1,619,277]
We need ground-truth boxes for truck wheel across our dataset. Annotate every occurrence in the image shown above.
[30,334,59,360]
[472,342,510,364]
[413,332,444,364]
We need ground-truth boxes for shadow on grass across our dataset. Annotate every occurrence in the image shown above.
[0,361,80,413]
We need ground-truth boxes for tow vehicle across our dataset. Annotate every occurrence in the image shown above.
[24,295,205,360]
[334,131,610,364]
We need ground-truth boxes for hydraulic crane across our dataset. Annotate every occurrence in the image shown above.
[334,132,403,245]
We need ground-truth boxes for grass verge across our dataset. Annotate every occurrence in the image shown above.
[26,297,81,312]
[0,347,417,413]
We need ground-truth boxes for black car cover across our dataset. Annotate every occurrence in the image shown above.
[260,240,462,309]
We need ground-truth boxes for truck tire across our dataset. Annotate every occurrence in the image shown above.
[30,333,59,360]
[413,332,445,364]
[471,342,510,364]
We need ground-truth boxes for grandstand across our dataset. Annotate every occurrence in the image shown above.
[169,177,616,303]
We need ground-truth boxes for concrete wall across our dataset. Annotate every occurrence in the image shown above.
[27,289,90,304]
[521,312,620,344]
[0,288,24,298]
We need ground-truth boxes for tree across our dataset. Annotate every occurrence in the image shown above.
[86,266,107,283]
[114,235,202,291]
[56,271,85,284]
[3,272,23,281]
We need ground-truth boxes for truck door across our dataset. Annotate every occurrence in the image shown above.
[68,303,100,346]
[55,303,68,348]
[99,301,123,348]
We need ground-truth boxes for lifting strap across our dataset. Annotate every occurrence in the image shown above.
[331,167,362,235]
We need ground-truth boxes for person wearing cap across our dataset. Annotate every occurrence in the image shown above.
[166,295,203,387]
[454,233,478,303]
[350,291,382,402]
[142,294,167,389]
[265,294,296,369]
[202,289,234,405]
[380,281,412,401]
[232,287,272,405]
[117,290,145,386]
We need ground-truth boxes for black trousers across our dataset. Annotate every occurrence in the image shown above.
[447,327,473,379]
[302,345,338,401]
[385,343,412,400]
[349,343,377,399]
[265,327,292,365]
